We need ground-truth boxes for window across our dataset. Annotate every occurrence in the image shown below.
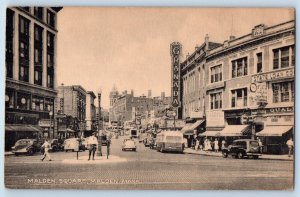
[257,53,262,73]
[232,57,247,78]
[34,25,43,85]
[5,89,14,108]
[19,16,30,36]
[6,9,14,78]
[47,10,55,27]
[273,45,294,69]
[21,7,30,12]
[210,65,222,83]
[272,82,294,103]
[32,96,44,111]
[210,92,222,110]
[34,70,42,85]
[34,7,43,20]
[17,92,31,110]
[231,88,247,108]
[19,16,30,82]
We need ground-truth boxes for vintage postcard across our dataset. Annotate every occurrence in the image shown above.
[4,7,295,190]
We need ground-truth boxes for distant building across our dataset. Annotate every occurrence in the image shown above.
[85,91,97,135]
[56,85,86,137]
[5,7,62,150]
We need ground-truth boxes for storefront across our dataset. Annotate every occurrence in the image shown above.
[181,119,205,147]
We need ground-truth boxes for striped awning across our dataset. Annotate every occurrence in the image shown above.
[217,125,251,137]
[5,124,43,132]
[257,126,293,137]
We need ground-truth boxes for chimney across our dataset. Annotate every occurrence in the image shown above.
[161,92,165,100]
[229,35,236,41]
[205,34,209,50]
[131,89,134,97]
[148,90,152,98]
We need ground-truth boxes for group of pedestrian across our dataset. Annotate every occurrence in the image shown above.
[193,137,227,152]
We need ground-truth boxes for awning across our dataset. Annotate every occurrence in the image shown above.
[181,120,205,135]
[5,125,43,132]
[217,125,251,137]
[257,126,293,137]
[58,128,77,133]
[199,130,219,137]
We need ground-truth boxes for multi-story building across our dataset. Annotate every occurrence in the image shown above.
[5,7,62,150]
[56,85,86,137]
[179,20,295,154]
[109,87,171,126]
[85,91,97,136]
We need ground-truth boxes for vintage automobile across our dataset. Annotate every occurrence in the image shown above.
[143,136,153,147]
[63,138,85,152]
[122,139,137,151]
[11,139,42,156]
[49,139,63,152]
[156,131,184,153]
[222,139,261,159]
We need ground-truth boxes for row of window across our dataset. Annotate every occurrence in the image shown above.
[209,45,295,84]
[5,89,54,112]
[21,7,56,28]
[6,9,55,88]
[209,81,294,110]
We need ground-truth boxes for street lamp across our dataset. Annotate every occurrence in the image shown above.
[97,88,102,156]
[49,110,53,139]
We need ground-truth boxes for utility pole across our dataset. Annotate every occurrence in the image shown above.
[97,91,102,156]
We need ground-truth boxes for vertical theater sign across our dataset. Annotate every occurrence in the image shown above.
[170,42,182,110]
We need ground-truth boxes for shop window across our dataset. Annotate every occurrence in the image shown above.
[231,88,247,108]
[272,82,294,103]
[32,96,44,111]
[210,92,222,110]
[34,7,43,21]
[210,64,222,83]
[232,57,247,78]
[17,92,31,110]
[257,53,262,73]
[273,45,294,69]
[5,89,14,108]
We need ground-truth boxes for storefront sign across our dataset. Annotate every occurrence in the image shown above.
[249,82,267,106]
[170,42,182,108]
[206,110,225,127]
[39,119,54,127]
[252,68,294,83]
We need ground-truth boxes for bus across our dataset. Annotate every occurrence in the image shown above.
[156,131,184,153]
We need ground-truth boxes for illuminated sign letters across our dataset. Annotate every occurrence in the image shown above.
[170,42,182,108]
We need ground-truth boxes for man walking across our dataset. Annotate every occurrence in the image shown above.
[41,138,51,161]
[286,138,294,157]
[87,132,98,160]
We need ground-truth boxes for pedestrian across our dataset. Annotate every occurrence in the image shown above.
[221,139,226,150]
[41,138,51,161]
[286,138,294,157]
[207,138,212,151]
[214,138,219,153]
[87,132,98,160]
[258,138,263,153]
[195,137,199,151]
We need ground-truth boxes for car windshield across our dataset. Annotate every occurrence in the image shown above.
[16,140,32,145]
[166,136,182,143]
[250,141,259,147]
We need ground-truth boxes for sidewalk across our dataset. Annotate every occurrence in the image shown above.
[183,148,294,161]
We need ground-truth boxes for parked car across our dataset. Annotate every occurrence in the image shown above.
[222,139,261,159]
[143,136,153,147]
[49,139,63,152]
[122,139,137,151]
[64,138,85,152]
[11,139,42,156]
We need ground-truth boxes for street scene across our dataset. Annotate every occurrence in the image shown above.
[4,7,295,190]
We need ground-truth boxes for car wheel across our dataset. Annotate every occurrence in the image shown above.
[253,155,259,159]
[133,148,136,151]
[237,152,244,159]
[222,151,228,158]
[27,149,34,156]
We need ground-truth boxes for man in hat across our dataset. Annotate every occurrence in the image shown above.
[87,132,98,160]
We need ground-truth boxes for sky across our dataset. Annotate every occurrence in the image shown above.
[56,7,294,109]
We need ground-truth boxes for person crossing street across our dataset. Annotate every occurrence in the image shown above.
[41,138,52,162]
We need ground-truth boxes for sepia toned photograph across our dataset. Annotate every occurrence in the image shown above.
[4,7,295,190]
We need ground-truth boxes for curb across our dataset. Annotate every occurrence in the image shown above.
[183,150,293,161]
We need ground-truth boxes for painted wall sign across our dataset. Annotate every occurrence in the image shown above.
[249,82,268,106]
[252,68,294,83]
[170,42,182,108]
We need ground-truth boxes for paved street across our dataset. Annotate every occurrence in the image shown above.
[5,136,294,190]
